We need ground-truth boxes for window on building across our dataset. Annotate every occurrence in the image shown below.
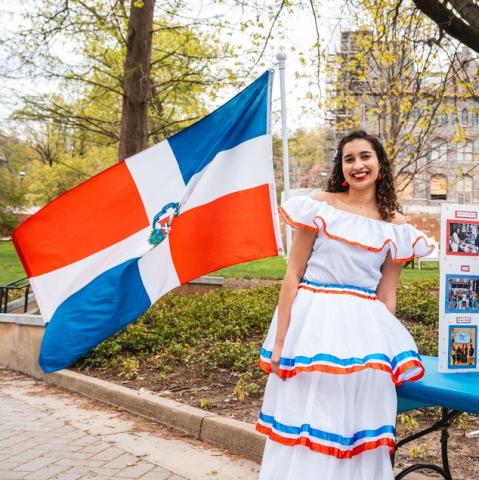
[462,108,469,126]
[361,105,367,122]
[430,175,448,200]
[457,175,473,204]
[430,139,448,163]
[457,141,474,163]
[412,107,421,119]
[473,110,479,126]
[396,172,414,199]
[441,113,448,125]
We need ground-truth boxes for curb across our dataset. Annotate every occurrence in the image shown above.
[42,369,266,462]
[39,369,431,478]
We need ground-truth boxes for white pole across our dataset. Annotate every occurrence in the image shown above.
[276,51,292,257]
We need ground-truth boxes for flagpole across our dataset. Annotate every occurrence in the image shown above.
[276,51,292,257]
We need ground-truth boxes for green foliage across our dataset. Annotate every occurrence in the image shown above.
[457,413,472,435]
[396,278,439,325]
[233,371,265,401]
[12,2,231,154]
[396,278,439,356]
[120,357,140,380]
[0,137,32,233]
[78,285,281,376]
[26,146,117,205]
[398,413,419,429]
[409,321,439,357]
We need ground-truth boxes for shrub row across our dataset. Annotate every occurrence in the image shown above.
[78,278,439,378]
[78,284,280,372]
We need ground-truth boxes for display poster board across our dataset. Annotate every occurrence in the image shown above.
[439,203,479,372]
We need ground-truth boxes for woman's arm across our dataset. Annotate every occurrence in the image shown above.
[270,228,316,377]
[376,251,404,314]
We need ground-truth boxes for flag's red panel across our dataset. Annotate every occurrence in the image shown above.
[169,184,278,283]
[13,162,149,277]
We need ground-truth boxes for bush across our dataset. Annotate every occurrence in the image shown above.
[79,278,440,375]
[78,284,280,373]
[396,278,439,325]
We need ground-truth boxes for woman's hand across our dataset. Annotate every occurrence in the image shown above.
[270,341,284,379]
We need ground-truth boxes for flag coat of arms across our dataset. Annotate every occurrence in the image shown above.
[13,71,282,373]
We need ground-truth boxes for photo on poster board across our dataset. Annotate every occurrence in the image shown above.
[448,325,477,369]
[446,219,479,255]
[445,274,479,314]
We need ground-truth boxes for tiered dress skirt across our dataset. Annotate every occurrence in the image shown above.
[256,281,424,480]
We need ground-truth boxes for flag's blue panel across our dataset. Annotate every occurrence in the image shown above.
[168,71,271,185]
[39,258,151,373]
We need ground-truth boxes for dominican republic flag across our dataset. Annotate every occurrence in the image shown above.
[13,71,282,373]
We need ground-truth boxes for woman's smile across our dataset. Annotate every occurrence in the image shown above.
[351,170,370,181]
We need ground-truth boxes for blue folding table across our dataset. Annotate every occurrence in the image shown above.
[394,356,479,479]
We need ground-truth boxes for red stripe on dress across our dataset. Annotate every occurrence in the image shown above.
[393,359,425,386]
[259,357,424,386]
[12,161,148,277]
[255,423,396,458]
[298,284,377,300]
[278,206,319,232]
[169,184,279,284]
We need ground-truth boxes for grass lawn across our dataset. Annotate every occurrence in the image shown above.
[214,255,439,282]
[0,240,439,285]
[401,265,439,282]
[213,256,287,279]
[0,241,26,284]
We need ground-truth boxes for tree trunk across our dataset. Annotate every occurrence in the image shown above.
[119,0,155,160]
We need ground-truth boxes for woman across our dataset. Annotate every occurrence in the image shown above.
[451,228,460,252]
[256,130,434,479]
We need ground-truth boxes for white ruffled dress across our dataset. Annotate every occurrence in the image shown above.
[257,196,434,480]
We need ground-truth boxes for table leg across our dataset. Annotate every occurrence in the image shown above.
[392,408,461,479]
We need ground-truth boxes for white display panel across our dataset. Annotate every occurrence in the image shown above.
[438,203,479,373]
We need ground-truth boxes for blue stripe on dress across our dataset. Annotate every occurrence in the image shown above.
[299,279,377,295]
[258,412,395,446]
[260,348,421,370]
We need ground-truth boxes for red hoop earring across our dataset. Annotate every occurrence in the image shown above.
[376,174,384,182]
[341,180,349,187]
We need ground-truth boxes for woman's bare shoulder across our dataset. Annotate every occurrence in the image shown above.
[390,211,407,225]
[310,190,334,203]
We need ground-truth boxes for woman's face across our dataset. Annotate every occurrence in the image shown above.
[341,139,380,191]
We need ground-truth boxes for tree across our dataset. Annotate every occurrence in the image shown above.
[412,0,479,53]
[8,1,230,160]
[0,135,32,232]
[273,128,333,192]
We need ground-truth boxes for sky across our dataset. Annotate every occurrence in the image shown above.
[0,0,349,134]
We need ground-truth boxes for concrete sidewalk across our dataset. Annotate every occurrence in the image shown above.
[0,368,259,480]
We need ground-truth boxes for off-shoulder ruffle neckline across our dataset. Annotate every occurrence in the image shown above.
[310,198,407,227]
[279,195,436,262]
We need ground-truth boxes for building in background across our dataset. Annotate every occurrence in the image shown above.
[327,30,479,235]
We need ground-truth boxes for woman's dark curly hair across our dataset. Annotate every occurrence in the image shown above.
[326,130,399,222]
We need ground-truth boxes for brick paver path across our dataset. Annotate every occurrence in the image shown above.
[0,369,259,480]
